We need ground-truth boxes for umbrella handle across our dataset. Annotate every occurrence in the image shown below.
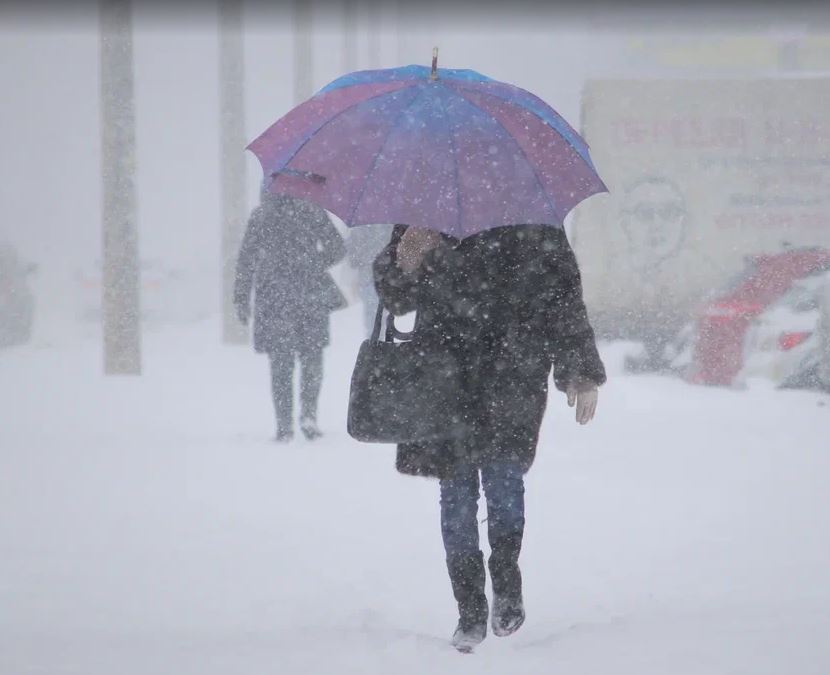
[430,47,438,80]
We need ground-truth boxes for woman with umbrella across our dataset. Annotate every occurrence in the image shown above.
[247,55,606,650]
[373,222,605,650]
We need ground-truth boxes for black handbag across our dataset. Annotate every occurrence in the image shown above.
[347,302,468,444]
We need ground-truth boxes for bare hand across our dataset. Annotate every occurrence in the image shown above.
[567,383,598,425]
[396,227,443,274]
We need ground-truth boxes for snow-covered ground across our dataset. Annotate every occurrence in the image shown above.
[2,305,829,675]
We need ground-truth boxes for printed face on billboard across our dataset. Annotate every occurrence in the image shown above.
[618,176,687,273]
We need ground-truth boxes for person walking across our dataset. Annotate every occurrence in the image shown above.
[373,223,606,651]
[234,191,346,442]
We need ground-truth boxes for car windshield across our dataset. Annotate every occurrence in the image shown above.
[773,269,830,313]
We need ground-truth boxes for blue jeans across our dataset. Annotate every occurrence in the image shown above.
[439,460,525,558]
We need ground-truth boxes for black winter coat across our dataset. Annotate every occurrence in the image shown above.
[373,224,606,479]
[234,195,346,354]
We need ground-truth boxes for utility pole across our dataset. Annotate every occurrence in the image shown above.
[100,0,141,375]
[367,0,381,68]
[343,0,358,73]
[219,0,248,344]
[293,0,314,103]
[394,0,407,65]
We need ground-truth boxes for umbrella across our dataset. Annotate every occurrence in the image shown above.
[248,51,607,239]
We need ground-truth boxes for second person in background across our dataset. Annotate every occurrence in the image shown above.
[234,190,346,442]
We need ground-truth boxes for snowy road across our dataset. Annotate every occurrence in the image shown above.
[2,307,829,674]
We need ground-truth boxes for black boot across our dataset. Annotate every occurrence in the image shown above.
[488,533,525,637]
[447,551,488,652]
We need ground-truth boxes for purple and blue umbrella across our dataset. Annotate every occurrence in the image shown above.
[248,56,607,239]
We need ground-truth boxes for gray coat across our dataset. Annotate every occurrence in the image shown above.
[234,194,346,354]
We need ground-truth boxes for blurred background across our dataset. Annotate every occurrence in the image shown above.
[3,0,830,389]
[3,3,830,673]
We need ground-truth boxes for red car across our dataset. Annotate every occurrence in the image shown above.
[676,247,830,386]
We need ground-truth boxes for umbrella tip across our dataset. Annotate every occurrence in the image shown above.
[430,47,438,80]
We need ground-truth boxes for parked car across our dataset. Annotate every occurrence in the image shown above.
[736,269,830,388]
[774,274,830,393]
[0,241,36,348]
[665,247,830,386]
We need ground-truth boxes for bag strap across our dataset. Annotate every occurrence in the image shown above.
[385,313,414,342]
[371,300,414,343]
[371,299,385,342]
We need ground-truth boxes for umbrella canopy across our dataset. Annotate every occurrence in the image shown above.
[248,60,607,239]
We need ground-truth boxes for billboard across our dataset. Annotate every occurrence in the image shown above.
[572,78,830,346]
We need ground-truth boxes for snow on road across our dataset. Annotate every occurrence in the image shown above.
[2,306,829,674]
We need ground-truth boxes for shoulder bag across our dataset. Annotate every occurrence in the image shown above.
[347,302,468,444]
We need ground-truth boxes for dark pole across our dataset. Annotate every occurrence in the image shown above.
[100,0,141,374]
[219,0,248,344]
